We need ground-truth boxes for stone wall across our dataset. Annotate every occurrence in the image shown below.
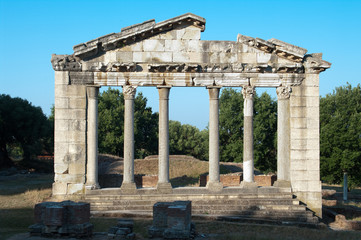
[290,72,322,217]
[53,71,87,196]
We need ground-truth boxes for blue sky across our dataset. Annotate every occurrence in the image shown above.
[1,0,360,129]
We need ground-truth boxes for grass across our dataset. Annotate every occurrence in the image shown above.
[0,208,35,240]
[101,154,237,187]
[0,173,53,240]
[194,221,361,240]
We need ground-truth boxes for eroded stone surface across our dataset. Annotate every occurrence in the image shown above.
[29,201,93,238]
[51,13,331,218]
[148,201,194,239]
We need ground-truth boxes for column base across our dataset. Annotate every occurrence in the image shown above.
[273,180,291,188]
[206,181,223,192]
[240,181,258,189]
[156,182,173,194]
[121,182,137,194]
[85,183,100,190]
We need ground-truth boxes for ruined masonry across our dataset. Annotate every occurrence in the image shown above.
[51,13,331,218]
[29,201,93,237]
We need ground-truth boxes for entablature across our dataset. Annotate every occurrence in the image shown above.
[67,71,305,88]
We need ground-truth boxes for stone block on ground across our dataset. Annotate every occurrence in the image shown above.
[108,218,135,240]
[148,201,194,239]
[30,200,93,238]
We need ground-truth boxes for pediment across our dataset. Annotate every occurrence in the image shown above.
[72,13,205,60]
[51,13,331,84]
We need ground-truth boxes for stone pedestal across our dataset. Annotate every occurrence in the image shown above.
[157,87,172,192]
[29,201,93,238]
[274,86,292,188]
[86,86,100,190]
[122,86,137,193]
[240,86,256,189]
[148,201,194,239]
[206,87,223,192]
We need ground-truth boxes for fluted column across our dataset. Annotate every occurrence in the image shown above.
[121,85,137,193]
[274,86,292,188]
[157,86,172,193]
[206,87,223,192]
[86,86,100,189]
[240,86,257,188]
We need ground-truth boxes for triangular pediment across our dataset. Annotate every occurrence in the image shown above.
[51,13,331,79]
[73,13,206,59]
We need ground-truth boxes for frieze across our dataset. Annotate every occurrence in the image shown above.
[147,63,304,74]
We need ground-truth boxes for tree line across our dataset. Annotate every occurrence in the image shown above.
[0,84,360,187]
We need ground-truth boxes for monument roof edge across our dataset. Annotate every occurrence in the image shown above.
[72,13,206,59]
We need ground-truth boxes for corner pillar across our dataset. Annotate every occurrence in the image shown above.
[240,86,257,189]
[157,86,172,193]
[274,86,292,188]
[206,87,223,192]
[86,86,100,190]
[121,86,137,193]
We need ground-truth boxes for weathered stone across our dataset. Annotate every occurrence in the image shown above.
[52,182,67,195]
[149,201,192,239]
[31,201,93,238]
[44,205,65,226]
[67,183,84,194]
[52,13,331,219]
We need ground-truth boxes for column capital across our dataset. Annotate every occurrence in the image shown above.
[123,85,137,100]
[158,87,171,100]
[242,86,255,100]
[208,87,220,100]
[87,86,100,99]
[276,86,292,100]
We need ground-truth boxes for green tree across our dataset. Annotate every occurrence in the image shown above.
[219,88,244,163]
[98,88,158,158]
[169,120,208,160]
[320,83,361,188]
[253,92,277,172]
[219,88,277,172]
[0,94,51,169]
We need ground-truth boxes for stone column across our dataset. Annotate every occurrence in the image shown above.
[86,86,100,190]
[240,86,257,188]
[157,86,172,193]
[121,86,137,193]
[274,86,292,188]
[206,87,223,192]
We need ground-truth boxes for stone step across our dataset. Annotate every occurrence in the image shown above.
[90,207,311,217]
[85,198,300,206]
[84,193,293,201]
[90,204,306,212]
[215,216,321,227]
[90,210,317,223]
[85,186,292,196]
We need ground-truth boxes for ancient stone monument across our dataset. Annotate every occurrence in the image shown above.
[51,13,330,218]
[29,201,93,237]
[148,201,194,239]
